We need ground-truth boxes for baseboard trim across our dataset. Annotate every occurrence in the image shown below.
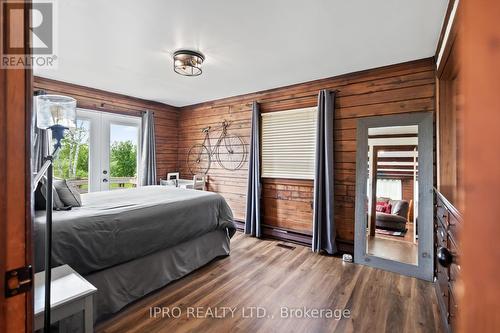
[336,239,355,255]
[234,220,245,230]
[261,224,312,246]
[233,220,354,255]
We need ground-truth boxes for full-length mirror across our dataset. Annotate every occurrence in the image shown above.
[355,113,433,281]
[365,125,419,265]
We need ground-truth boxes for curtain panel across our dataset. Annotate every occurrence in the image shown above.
[33,127,49,173]
[312,90,337,254]
[140,110,157,186]
[245,102,262,237]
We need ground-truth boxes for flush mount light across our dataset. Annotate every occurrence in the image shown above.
[173,50,205,76]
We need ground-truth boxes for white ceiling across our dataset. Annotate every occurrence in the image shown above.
[34,0,448,107]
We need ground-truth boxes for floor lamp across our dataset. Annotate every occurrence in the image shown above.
[33,93,76,332]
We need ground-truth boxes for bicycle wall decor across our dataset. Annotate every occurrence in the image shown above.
[187,120,246,175]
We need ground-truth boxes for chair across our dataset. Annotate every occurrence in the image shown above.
[166,172,179,181]
[192,174,205,191]
[160,172,180,187]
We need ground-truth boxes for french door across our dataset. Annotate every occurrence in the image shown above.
[54,109,141,193]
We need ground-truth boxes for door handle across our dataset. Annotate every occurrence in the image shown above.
[102,179,108,183]
[437,247,455,267]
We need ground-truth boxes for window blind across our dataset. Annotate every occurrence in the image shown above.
[261,107,317,179]
[376,179,402,200]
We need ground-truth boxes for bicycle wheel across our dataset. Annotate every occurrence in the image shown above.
[187,144,211,175]
[216,135,246,171]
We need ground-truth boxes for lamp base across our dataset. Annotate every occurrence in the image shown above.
[49,124,68,152]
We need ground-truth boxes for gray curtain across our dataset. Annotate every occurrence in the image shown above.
[140,110,157,186]
[312,90,337,254]
[245,102,262,237]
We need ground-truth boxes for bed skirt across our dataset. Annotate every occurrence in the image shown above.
[59,229,230,332]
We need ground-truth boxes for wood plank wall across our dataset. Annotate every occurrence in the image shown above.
[437,39,463,210]
[33,77,179,183]
[402,178,414,204]
[178,58,436,242]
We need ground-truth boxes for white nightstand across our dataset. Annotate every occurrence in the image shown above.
[34,265,97,332]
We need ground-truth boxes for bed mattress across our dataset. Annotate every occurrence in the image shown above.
[34,186,236,275]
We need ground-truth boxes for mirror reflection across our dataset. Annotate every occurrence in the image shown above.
[365,125,419,265]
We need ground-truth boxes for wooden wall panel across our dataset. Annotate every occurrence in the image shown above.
[402,178,415,222]
[33,77,179,183]
[402,178,414,204]
[261,179,314,234]
[437,40,463,210]
[178,58,436,242]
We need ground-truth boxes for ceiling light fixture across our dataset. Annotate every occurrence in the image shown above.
[173,50,205,76]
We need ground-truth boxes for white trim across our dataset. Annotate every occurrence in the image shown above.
[436,0,460,68]
[75,108,141,192]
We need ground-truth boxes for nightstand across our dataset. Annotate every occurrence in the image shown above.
[34,264,97,332]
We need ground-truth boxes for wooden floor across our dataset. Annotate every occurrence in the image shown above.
[368,236,418,265]
[370,223,418,265]
[96,232,443,333]
[376,222,417,243]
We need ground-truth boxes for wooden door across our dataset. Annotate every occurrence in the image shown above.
[0,0,33,332]
[459,1,500,331]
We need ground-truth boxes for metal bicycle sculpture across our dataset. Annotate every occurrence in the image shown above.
[187,120,246,175]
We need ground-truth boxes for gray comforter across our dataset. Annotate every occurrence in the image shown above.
[34,186,235,275]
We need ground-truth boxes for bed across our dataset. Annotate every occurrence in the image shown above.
[34,185,236,322]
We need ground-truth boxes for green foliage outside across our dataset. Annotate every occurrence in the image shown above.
[54,123,137,180]
[110,141,137,177]
[53,123,90,180]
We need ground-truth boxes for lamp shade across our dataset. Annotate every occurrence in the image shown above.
[36,95,77,130]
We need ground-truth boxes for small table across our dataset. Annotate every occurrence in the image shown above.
[34,265,97,333]
[160,178,194,189]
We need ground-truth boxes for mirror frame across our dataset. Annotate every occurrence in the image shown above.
[354,112,434,281]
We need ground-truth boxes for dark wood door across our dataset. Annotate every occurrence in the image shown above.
[0,0,33,332]
[459,1,500,331]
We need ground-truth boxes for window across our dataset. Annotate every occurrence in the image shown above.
[376,179,402,200]
[261,107,317,179]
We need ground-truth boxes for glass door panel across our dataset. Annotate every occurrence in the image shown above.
[98,112,141,192]
[60,109,141,193]
[108,123,139,190]
[53,118,91,193]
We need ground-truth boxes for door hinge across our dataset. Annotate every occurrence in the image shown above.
[5,265,33,297]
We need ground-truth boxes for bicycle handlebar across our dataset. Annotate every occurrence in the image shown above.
[201,120,232,133]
